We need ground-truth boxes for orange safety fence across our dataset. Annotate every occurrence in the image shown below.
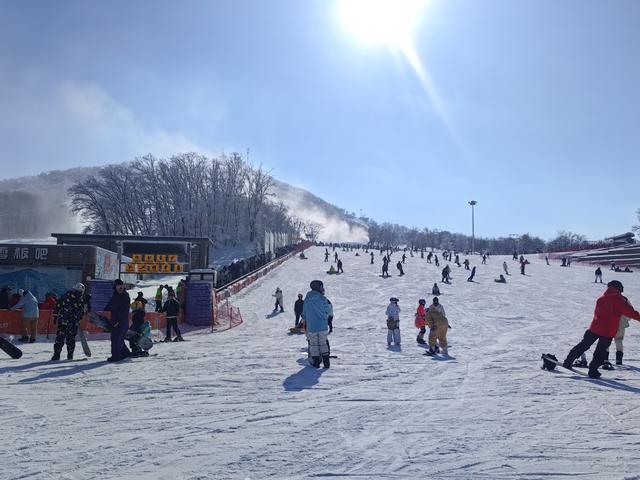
[0,310,179,336]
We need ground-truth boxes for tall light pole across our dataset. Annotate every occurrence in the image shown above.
[468,200,477,253]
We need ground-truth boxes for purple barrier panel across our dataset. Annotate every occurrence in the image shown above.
[186,281,214,326]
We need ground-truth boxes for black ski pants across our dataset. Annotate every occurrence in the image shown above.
[166,316,181,338]
[53,321,79,356]
[564,329,612,371]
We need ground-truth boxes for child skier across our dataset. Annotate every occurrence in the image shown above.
[415,299,427,344]
[385,297,401,347]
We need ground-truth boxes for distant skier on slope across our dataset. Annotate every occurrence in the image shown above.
[562,280,640,378]
[503,261,509,276]
[396,261,404,276]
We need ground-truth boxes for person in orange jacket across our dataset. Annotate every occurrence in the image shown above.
[563,280,640,378]
[415,299,427,344]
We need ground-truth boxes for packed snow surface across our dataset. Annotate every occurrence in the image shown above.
[2,247,640,479]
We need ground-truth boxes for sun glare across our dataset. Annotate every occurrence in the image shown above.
[338,0,427,49]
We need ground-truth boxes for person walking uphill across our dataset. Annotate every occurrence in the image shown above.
[302,280,331,368]
[51,283,86,361]
[562,280,640,378]
[294,293,304,329]
[273,287,284,313]
[103,279,131,362]
[385,297,401,347]
[12,289,39,343]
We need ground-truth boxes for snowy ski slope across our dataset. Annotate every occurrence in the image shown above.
[2,246,640,480]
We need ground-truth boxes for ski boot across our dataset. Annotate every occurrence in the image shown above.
[51,352,61,361]
[67,352,73,360]
[173,335,184,342]
[322,354,330,369]
[424,347,436,356]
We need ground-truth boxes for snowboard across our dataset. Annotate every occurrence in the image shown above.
[88,312,112,331]
[77,328,92,357]
[0,335,23,359]
[541,354,588,376]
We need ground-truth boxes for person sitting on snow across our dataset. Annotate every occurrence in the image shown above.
[495,274,507,283]
[432,283,441,296]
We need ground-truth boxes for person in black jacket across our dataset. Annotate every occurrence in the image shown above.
[162,290,183,342]
[0,286,10,309]
[51,283,86,361]
[103,279,131,362]
[294,293,304,329]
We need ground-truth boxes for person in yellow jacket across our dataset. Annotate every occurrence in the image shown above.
[425,297,449,356]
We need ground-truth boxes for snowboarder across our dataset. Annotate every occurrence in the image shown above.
[154,285,164,312]
[467,266,476,282]
[503,261,509,275]
[337,259,344,274]
[520,260,526,275]
[334,252,339,263]
[562,280,640,378]
[595,267,603,283]
[463,258,470,270]
[382,258,389,278]
[432,283,441,296]
[482,254,487,265]
[441,265,451,284]
[434,255,439,267]
[415,299,427,344]
[494,274,507,283]
[545,255,550,265]
[324,251,329,262]
[426,252,432,263]
[162,290,183,342]
[327,298,334,333]
[425,297,449,356]
[302,280,331,368]
[273,287,284,312]
[396,261,404,276]
[103,279,131,362]
[294,293,304,329]
[11,289,39,343]
[51,283,86,361]
[385,297,401,347]
[370,252,374,264]
[402,254,406,263]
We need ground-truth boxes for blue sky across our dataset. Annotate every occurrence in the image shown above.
[1,0,639,240]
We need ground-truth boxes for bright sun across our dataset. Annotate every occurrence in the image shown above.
[338,0,427,49]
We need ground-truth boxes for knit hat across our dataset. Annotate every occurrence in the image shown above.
[114,279,124,286]
[607,280,624,292]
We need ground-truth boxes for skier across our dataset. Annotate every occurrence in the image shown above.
[273,287,284,312]
[11,289,39,343]
[595,267,603,283]
[396,261,404,276]
[503,261,509,275]
[302,280,331,368]
[294,293,304,329]
[51,283,86,361]
[415,299,427,344]
[425,297,449,356]
[103,279,131,362]
[385,297,401,347]
[337,259,344,274]
[562,280,640,378]
[162,290,183,342]
[467,266,476,282]
[432,283,441,296]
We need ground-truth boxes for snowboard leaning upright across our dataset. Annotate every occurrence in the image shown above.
[77,327,92,357]
[0,336,23,359]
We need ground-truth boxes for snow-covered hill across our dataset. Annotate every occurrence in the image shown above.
[2,248,640,479]
[0,165,367,243]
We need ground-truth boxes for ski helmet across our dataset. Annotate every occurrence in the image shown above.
[390,297,399,302]
[607,280,624,292]
[310,280,324,292]
[419,299,426,306]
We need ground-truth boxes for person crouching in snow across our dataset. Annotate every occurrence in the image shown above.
[425,297,449,356]
[432,283,440,296]
[273,287,284,313]
[386,297,401,347]
[415,299,427,344]
[303,280,331,368]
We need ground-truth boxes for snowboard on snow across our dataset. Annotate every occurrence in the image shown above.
[541,354,588,377]
[0,335,23,359]
[77,328,92,358]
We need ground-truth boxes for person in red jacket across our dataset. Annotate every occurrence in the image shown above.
[563,280,640,378]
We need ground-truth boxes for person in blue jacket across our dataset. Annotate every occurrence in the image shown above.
[103,279,131,362]
[302,280,331,368]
